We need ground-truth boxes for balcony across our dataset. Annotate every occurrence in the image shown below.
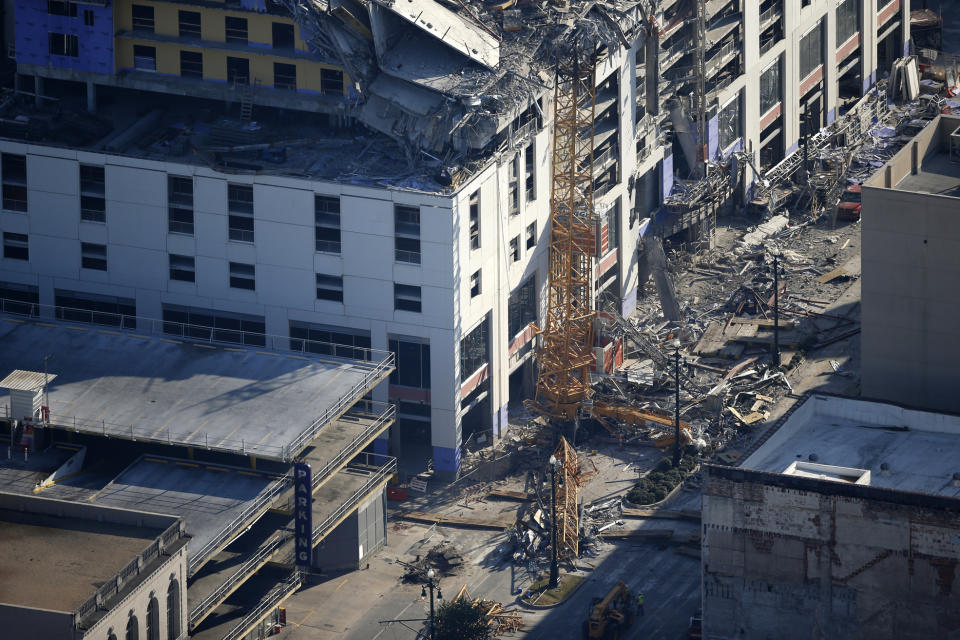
[593,144,619,173]
[759,4,782,32]
[660,36,694,71]
[705,40,740,77]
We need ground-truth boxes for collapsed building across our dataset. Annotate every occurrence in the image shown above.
[0,0,911,479]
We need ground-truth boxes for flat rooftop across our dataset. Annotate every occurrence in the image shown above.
[0,318,388,461]
[742,394,960,498]
[895,149,960,196]
[91,456,284,573]
[0,492,179,613]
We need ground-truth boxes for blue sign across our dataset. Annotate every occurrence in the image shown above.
[294,462,313,568]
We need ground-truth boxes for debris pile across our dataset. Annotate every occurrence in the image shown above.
[401,542,465,583]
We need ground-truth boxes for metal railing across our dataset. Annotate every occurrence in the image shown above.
[512,118,537,143]
[188,474,291,577]
[220,571,302,640]
[75,520,186,628]
[189,531,291,629]
[0,299,394,460]
[706,40,739,76]
[307,404,395,491]
[759,5,781,30]
[281,453,397,565]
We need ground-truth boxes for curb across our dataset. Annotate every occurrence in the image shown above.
[518,574,590,610]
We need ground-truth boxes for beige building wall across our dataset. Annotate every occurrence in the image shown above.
[84,547,188,640]
[861,116,960,413]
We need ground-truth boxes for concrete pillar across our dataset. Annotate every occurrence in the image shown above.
[86,81,96,113]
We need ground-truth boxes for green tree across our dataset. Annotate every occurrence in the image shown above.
[433,598,492,640]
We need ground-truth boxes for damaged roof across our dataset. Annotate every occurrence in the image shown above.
[275,0,648,155]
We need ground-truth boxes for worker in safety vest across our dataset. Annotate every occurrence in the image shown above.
[637,593,645,616]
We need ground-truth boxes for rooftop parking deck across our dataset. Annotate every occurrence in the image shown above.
[0,316,392,461]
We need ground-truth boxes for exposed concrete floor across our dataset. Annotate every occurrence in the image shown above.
[0,319,379,460]
[191,565,297,640]
[91,456,283,564]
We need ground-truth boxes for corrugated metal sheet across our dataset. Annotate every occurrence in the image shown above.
[0,369,54,391]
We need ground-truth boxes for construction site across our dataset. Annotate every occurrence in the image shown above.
[1,0,960,638]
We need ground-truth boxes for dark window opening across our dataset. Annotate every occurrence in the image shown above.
[394,283,422,313]
[80,165,105,222]
[133,44,157,71]
[508,277,536,339]
[460,317,490,382]
[389,337,431,388]
[225,16,248,44]
[169,254,195,282]
[395,205,421,264]
[227,183,254,242]
[226,56,249,84]
[180,50,203,78]
[48,32,79,57]
[168,176,194,235]
[48,1,77,17]
[162,304,265,346]
[2,232,28,261]
[81,242,107,271]
[315,195,341,253]
[315,273,343,302]
[274,62,296,90]
[290,322,372,360]
[229,261,255,290]
[179,10,201,38]
[132,4,154,32]
[55,290,135,329]
[321,68,343,95]
[272,22,295,49]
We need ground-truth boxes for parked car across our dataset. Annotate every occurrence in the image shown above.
[836,184,862,221]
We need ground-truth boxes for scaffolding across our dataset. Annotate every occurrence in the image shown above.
[532,51,598,421]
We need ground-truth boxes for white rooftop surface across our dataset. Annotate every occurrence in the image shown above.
[742,394,960,498]
[0,319,384,460]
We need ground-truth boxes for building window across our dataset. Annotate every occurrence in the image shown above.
[229,262,255,290]
[55,290,135,329]
[226,57,249,84]
[470,269,481,297]
[179,10,201,38]
[388,336,430,387]
[468,190,480,249]
[509,236,520,262]
[162,304,265,346]
[227,183,254,242]
[315,195,341,253]
[524,142,536,202]
[272,22,295,49]
[508,156,519,215]
[526,222,536,250]
[83,9,93,25]
[224,16,248,44]
[600,200,620,254]
[1,154,26,212]
[167,579,181,640]
[169,254,195,282]
[0,282,39,317]
[274,62,297,90]
[147,596,160,640]
[508,277,536,339]
[81,242,107,271]
[3,233,28,261]
[799,20,823,80]
[125,614,139,640]
[321,68,343,95]
[394,205,421,264]
[718,93,742,151]
[79,165,105,222]
[48,32,78,57]
[47,0,77,17]
[394,283,422,313]
[132,4,154,32]
[180,50,203,78]
[759,60,781,116]
[133,45,157,71]
[290,322,371,360]
[168,176,194,235]
[460,318,489,381]
[316,274,343,301]
[836,0,860,46]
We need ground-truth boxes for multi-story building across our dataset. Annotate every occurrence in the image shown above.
[0,0,911,479]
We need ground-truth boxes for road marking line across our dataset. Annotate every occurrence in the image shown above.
[335,577,349,592]
[184,419,209,444]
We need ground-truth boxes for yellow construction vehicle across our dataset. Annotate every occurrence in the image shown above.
[582,581,636,639]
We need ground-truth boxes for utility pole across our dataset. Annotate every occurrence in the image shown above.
[673,342,681,467]
[772,253,781,367]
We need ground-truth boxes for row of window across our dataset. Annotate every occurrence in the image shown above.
[127,45,343,93]
[131,5,297,49]
[47,0,94,24]
[105,578,180,640]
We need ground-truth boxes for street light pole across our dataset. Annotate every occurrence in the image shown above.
[772,253,781,367]
[422,568,442,640]
[673,342,681,467]
[548,455,560,589]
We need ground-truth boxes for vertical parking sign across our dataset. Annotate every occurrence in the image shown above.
[294,462,313,569]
